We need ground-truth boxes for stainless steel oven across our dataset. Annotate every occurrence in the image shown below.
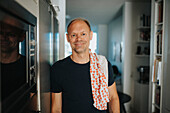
[0,0,37,113]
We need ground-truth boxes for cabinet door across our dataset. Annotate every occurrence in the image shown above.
[163,0,170,111]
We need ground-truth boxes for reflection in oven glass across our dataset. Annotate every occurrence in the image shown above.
[0,19,31,112]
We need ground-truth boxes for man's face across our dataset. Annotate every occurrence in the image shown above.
[66,20,93,54]
[0,23,23,53]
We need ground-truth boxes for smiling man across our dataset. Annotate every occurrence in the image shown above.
[51,18,120,113]
[0,21,26,99]
[0,20,27,112]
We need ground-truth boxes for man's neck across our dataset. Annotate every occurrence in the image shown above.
[0,51,20,63]
[71,51,90,64]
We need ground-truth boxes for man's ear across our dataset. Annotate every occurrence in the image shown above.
[66,33,70,42]
[90,31,93,40]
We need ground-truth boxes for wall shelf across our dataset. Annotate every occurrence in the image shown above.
[137,26,151,30]
[155,54,162,57]
[155,22,163,26]
[137,41,150,44]
[135,55,150,57]
[136,24,150,58]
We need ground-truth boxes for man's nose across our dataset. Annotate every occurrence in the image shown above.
[76,34,82,41]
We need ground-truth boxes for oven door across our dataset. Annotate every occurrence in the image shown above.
[0,1,37,113]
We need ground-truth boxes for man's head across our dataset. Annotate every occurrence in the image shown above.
[66,18,93,54]
[0,22,25,53]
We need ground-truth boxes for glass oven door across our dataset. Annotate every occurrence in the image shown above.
[0,1,37,113]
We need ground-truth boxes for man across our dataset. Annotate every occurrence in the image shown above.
[0,20,27,112]
[0,21,26,99]
[51,18,120,113]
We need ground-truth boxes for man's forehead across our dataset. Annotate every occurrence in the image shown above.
[0,22,24,32]
[68,20,90,32]
[70,20,88,26]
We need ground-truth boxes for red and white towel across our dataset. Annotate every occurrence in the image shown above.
[89,51,109,110]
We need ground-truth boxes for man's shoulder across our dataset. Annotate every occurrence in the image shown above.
[52,56,70,68]
[51,56,70,76]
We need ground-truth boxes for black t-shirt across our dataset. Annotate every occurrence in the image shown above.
[1,55,26,101]
[51,56,114,113]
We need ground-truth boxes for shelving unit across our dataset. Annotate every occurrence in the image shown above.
[134,14,151,113]
[136,23,150,57]
[149,0,170,113]
[151,0,164,113]
[150,0,164,113]
[135,13,151,83]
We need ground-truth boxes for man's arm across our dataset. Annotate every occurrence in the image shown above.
[108,82,120,113]
[51,92,62,113]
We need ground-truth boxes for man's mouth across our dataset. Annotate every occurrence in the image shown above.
[75,43,82,46]
[74,42,84,46]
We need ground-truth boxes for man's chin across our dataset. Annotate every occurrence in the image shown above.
[75,50,84,54]
[74,48,87,54]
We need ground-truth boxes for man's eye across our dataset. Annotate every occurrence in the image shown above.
[82,33,86,36]
[71,34,76,37]
[7,32,16,37]
[0,32,16,37]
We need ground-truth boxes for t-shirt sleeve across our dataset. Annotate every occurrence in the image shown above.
[108,61,115,86]
[50,62,63,93]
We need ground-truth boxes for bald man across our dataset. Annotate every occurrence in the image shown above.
[51,18,120,113]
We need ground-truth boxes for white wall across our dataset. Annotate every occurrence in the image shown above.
[122,3,133,112]
[108,15,123,74]
[98,24,108,58]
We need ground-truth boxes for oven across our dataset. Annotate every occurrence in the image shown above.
[0,0,37,113]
